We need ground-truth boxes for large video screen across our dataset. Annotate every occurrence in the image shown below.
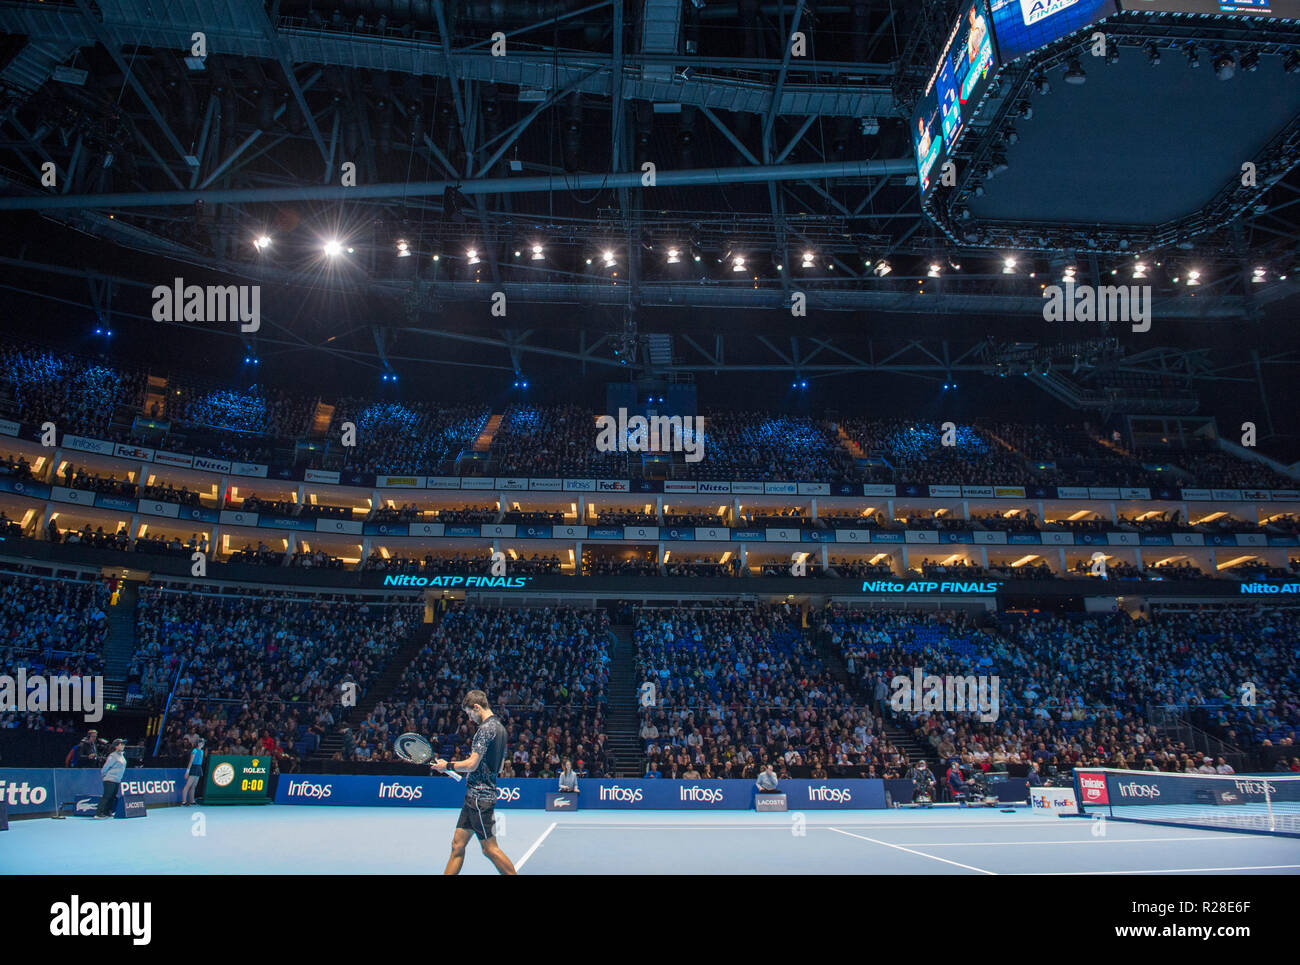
[913,1,997,195]
[1120,0,1300,15]
[989,0,1119,64]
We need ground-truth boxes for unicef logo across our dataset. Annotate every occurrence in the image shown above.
[212,762,235,787]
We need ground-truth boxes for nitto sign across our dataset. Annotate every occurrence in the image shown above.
[380,575,533,589]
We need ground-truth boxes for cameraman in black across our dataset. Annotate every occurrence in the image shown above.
[907,759,936,806]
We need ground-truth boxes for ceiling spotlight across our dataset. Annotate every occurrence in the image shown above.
[1186,269,1202,286]
[1145,42,1161,66]
[1063,265,1076,283]
[253,235,272,250]
[1186,44,1201,69]
[1002,256,1017,274]
[873,260,892,277]
[323,239,343,257]
[1133,262,1148,279]
[603,250,617,267]
[667,247,681,264]
[801,251,815,268]
[531,244,544,260]
[1064,57,1086,85]
[928,263,942,277]
[432,254,440,261]
[514,250,522,258]
[1252,267,1266,283]
[396,239,410,257]
[732,255,746,272]
[1213,47,1236,80]
[467,248,480,265]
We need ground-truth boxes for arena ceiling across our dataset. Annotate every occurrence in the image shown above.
[0,0,1298,421]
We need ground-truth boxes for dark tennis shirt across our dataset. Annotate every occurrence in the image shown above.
[465,714,507,805]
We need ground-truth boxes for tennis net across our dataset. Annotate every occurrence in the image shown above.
[1074,768,1300,837]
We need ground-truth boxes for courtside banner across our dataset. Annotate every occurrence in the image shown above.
[0,768,185,815]
[786,780,887,809]
[274,776,889,810]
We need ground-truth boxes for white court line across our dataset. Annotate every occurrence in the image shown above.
[516,821,556,871]
[829,826,997,875]
[549,820,1091,832]
[893,835,1229,847]
[1038,864,1300,875]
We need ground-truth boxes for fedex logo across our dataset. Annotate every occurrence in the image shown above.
[1020,0,1079,25]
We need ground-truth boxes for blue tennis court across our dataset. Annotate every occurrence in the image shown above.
[5,806,1300,875]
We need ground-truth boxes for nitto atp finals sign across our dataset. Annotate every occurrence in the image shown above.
[381,575,534,589]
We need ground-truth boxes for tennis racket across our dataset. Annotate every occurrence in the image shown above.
[394,731,461,781]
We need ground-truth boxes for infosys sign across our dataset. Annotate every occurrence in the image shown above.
[275,775,889,810]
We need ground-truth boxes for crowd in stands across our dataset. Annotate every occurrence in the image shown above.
[290,548,345,569]
[328,399,487,477]
[430,505,499,524]
[831,557,895,578]
[583,552,659,576]
[664,511,728,528]
[690,412,851,482]
[502,509,565,524]
[634,604,895,779]
[135,587,420,765]
[2,338,1296,493]
[60,466,136,499]
[593,508,659,527]
[0,453,33,480]
[0,511,22,540]
[136,533,208,557]
[664,556,739,578]
[140,482,202,508]
[231,494,297,517]
[1143,446,1297,491]
[0,572,109,729]
[227,542,285,566]
[839,420,1029,488]
[820,604,1300,782]
[47,521,130,551]
[353,606,612,775]
[493,405,627,478]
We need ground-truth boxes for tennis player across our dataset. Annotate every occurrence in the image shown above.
[433,689,517,875]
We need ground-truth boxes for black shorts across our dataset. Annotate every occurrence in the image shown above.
[456,798,497,840]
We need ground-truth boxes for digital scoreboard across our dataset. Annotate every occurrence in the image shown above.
[914,1,998,195]
[203,755,272,804]
[988,0,1119,64]
[1120,0,1300,16]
